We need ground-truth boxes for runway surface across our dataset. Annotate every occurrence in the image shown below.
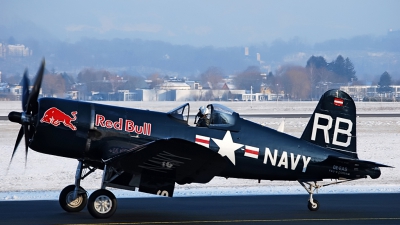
[0,193,399,225]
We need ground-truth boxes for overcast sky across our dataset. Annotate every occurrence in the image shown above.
[2,0,399,47]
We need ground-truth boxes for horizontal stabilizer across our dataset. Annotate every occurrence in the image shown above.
[331,156,393,168]
[323,155,392,179]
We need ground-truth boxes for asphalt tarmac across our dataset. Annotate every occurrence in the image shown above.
[0,193,399,225]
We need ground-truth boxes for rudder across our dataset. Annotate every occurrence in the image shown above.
[301,89,357,158]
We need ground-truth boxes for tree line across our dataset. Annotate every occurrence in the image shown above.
[201,55,398,100]
[1,54,397,100]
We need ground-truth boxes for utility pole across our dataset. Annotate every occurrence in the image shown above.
[250,85,253,108]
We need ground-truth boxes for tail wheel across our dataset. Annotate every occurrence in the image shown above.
[87,189,117,219]
[59,185,87,212]
[307,199,319,211]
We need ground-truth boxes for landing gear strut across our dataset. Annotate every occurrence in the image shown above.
[299,181,320,211]
[59,185,87,212]
[59,160,129,218]
[298,179,356,211]
[86,164,121,219]
[59,160,96,212]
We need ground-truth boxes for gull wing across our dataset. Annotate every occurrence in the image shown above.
[105,138,227,184]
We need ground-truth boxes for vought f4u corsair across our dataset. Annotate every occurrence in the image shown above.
[8,60,391,218]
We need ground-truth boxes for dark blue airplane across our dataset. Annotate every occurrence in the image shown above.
[8,60,391,218]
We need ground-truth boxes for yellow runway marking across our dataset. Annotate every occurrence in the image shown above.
[63,217,400,225]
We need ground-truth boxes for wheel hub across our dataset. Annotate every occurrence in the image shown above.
[66,192,83,208]
[94,195,112,214]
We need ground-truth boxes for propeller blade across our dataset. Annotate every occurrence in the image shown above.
[23,123,30,165]
[9,126,24,165]
[22,69,30,111]
[27,59,45,115]
[9,59,44,169]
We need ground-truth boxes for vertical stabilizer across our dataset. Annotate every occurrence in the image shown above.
[301,89,357,158]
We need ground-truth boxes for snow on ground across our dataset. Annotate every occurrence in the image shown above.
[2,100,400,115]
[0,101,399,200]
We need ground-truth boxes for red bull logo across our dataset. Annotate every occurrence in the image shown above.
[40,107,77,131]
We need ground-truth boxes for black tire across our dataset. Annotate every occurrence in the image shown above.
[307,199,319,211]
[59,185,88,212]
[87,189,117,219]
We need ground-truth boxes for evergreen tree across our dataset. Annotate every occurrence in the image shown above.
[333,55,346,77]
[326,55,357,82]
[7,36,16,45]
[266,72,278,93]
[344,57,357,81]
[306,56,327,69]
[60,72,75,91]
[266,72,275,86]
[377,71,392,93]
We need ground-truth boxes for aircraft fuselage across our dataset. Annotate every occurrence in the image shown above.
[30,98,378,182]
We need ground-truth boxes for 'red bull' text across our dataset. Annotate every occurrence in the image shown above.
[95,114,151,136]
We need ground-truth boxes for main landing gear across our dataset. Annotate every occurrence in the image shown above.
[87,189,117,219]
[59,185,87,212]
[298,179,356,211]
[59,161,93,213]
[59,160,125,219]
[86,164,120,219]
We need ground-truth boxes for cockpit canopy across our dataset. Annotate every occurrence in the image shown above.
[167,103,190,122]
[167,103,241,131]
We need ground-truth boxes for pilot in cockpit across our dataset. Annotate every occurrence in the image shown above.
[195,106,210,127]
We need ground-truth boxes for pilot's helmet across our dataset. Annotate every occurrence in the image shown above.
[199,106,209,115]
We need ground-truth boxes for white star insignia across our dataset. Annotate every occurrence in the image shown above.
[212,130,243,165]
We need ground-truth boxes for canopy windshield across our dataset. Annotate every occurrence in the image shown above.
[207,104,241,131]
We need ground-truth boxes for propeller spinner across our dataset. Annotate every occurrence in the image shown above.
[8,59,45,165]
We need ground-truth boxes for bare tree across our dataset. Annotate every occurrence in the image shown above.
[278,66,311,100]
[199,67,224,89]
[120,75,146,91]
[77,68,112,93]
[307,66,335,99]
[3,74,22,85]
[234,66,262,91]
[109,74,126,92]
[147,73,164,89]
[42,73,66,97]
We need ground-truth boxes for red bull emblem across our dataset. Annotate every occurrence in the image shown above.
[40,107,78,131]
